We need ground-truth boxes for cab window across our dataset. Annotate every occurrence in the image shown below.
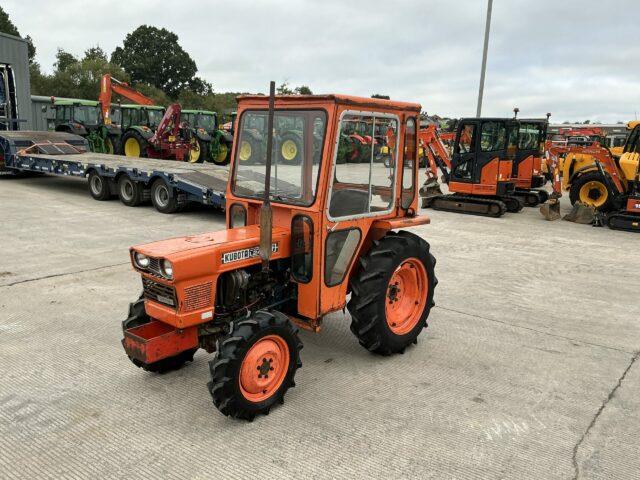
[401,117,417,209]
[328,113,397,219]
[480,121,506,152]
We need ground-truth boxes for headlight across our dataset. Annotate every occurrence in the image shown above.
[229,203,247,228]
[133,252,150,269]
[160,259,173,279]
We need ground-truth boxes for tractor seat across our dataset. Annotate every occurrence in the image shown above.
[329,188,369,217]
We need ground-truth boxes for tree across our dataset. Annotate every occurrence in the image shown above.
[0,6,36,63]
[54,48,78,73]
[295,85,312,95]
[276,82,294,95]
[371,94,390,100]
[111,25,199,98]
[83,46,107,62]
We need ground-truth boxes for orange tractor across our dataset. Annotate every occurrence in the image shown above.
[121,84,438,419]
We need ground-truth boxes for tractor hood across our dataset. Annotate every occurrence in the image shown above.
[131,225,291,280]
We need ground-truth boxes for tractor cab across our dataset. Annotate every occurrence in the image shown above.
[122,91,437,419]
[53,99,103,132]
[182,109,233,165]
[52,98,120,154]
[449,117,517,197]
[120,104,166,131]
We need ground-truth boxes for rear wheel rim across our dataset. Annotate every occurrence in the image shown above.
[579,181,607,207]
[281,139,298,161]
[215,143,228,164]
[385,258,428,335]
[188,140,201,163]
[124,137,140,157]
[239,141,252,161]
[239,335,289,403]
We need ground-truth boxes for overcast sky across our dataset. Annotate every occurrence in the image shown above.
[4,0,639,122]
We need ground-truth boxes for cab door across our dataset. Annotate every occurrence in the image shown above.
[450,119,478,184]
[474,119,508,186]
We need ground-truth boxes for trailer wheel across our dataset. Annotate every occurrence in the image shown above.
[207,310,302,420]
[151,179,179,214]
[122,297,197,373]
[88,171,111,201]
[117,175,143,207]
[348,231,436,356]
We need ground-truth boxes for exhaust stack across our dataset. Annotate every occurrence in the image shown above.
[259,81,276,272]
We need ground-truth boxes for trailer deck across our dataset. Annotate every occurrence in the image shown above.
[0,130,230,212]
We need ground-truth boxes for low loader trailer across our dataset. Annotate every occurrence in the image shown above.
[0,131,230,213]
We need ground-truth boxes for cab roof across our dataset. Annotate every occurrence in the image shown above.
[182,109,217,115]
[117,104,165,110]
[236,94,421,113]
[54,98,99,107]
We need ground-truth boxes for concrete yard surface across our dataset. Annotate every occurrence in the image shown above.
[1,174,639,479]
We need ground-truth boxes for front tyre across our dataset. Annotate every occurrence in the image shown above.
[208,310,302,420]
[348,231,436,356]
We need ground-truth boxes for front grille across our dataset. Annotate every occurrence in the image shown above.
[147,257,162,278]
[183,282,212,312]
[142,277,177,308]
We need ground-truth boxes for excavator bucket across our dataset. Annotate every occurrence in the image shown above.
[419,178,443,208]
[540,198,561,221]
[562,202,596,224]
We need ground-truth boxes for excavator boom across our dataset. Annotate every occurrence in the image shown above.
[99,74,155,122]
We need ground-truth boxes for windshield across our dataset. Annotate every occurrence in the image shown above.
[518,122,541,150]
[197,113,216,131]
[74,106,100,125]
[147,109,164,128]
[232,109,327,206]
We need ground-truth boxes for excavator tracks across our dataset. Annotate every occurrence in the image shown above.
[605,213,640,232]
[424,194,508,218]
[513,189,549,207]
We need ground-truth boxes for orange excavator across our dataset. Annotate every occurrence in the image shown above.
[420,118,524,217]
[98,74,198,162]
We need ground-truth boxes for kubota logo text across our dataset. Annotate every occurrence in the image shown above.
[221,244,279,264]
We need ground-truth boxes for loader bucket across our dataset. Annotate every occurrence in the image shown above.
[419,179,443,208]
[540,199,561,221]
[563,202,596,225]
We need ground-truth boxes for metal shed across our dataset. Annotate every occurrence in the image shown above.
[0,32,32,130]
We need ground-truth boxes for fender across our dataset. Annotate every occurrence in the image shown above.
[217,129,234,143]
[568,163,599,185]
[193,128,212,142]
[128,126,154,140]
[105,124,122,136]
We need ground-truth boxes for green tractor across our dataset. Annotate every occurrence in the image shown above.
[181,109,233,165]
[52,99,121,154]
[115,104,166,157]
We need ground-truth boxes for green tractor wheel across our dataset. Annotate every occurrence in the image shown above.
[122,131,148,158]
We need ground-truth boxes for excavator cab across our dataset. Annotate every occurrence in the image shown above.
[121,90,438,419]
[449,118,517,197]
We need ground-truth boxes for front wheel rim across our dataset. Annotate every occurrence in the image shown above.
[239,335,290,403]
[385,258,428,335]
[215,143,228,163]
[579,181,607,207]
[188,141,201,163]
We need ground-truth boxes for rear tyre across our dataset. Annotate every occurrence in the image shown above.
[122,131,148,158]
[122,297,197,373]
[87,171,111,201]
[117,175,144,207]
[105,135,121,155]
[150,178,179,214]
[238,136,262,165]
[348,231,436,356]
[207,310,302,420]
[569,171,615,212]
